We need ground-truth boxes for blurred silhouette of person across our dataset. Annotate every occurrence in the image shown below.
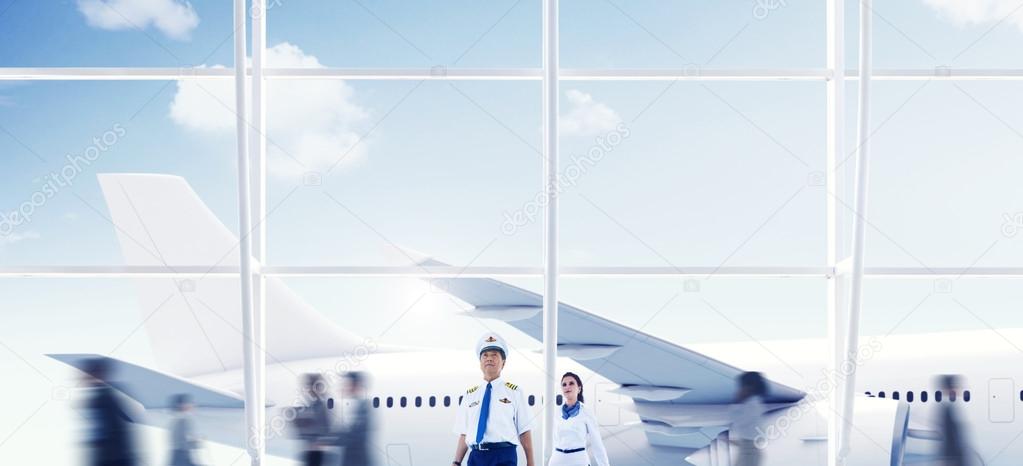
[81,358,138,466]
[169,394,202,466]
[730,371,767,466]
[294,373,331,466]
[327,371,374,466]
[548,372,609,466]
[937,374,972,466]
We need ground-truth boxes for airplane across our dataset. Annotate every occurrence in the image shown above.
[48,173,1023,466]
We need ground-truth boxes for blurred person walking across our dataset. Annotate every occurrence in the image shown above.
[937,375,973,466]
[168,394,202,466]
[327,371,374,466]
[730,372,767,466]
[81,358,138,466]
[294,373,331,466]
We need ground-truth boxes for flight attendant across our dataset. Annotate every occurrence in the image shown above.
[548,372,610,466]
[452,333,535,466]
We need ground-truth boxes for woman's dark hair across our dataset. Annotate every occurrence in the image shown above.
[737,371,767,402]
[561,372,584,403]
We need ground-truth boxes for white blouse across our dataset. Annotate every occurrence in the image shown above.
[549,402,610,466]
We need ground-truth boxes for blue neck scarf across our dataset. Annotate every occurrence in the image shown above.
[562,401,581,420]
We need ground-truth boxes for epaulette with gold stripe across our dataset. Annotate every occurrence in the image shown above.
[467,385,480,394]
[504,382,518,390]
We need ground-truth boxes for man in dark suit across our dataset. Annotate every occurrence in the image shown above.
[82,358,137,466]
[330,371,374,466]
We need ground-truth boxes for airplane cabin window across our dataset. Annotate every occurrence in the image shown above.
[373,397,380,408]
[445,396,452,407]
[528,395,535,406]
[907,391,914,402]
[935,390,942,402]
[556,395,563,406]
[459,395,463,405]
[892,391,900,400]
[865,391,872,397]
[878,391,885,398]
[964,390,971,402]
[921,391,928,402]
[950,390,957,402]
[400,396,407,408]
[387,397,394,408]
[415,396,422,407]
[430,396,437,407]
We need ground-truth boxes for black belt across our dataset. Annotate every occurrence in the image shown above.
[556,447,586,454]
[471,442,515,451]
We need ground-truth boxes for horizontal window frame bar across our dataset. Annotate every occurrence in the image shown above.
[2,265,1023,278]
[2,67,1023,81]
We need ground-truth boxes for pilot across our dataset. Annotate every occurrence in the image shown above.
[451,332,535,466]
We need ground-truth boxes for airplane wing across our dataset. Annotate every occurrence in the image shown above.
[423,258,805,450]
[48,353,245,409]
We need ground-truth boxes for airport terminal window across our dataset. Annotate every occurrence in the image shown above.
[528,395,536,406]
[907,391,914,402]
[373,397,380,408]
[415,396,422,407]
[964,390,971,402]
[921,391,928,403]
[892,391,900,400]
[445,396,452,407]
[386,397,394,408]
[400,396,407,408]
[429,396,437,407]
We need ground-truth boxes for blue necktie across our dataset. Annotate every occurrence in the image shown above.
[475,382,493,445]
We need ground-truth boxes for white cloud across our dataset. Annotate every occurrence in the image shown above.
[77,0,200,41]
[922,0,1023,32]
[560,89,622,136]
[0,231,40,247]
[168,42,370,177]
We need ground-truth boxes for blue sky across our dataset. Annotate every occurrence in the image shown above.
[2,0,1023,462]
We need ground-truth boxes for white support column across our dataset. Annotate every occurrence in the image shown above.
[234,0,263,464]
[839,0,873,462]
[541,0,560,463]
[250,0,268,459]
[825,0,846,464]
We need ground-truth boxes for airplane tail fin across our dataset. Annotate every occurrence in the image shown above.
[97,173,372,377]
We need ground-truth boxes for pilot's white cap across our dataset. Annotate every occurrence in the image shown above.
[476,332,508,359]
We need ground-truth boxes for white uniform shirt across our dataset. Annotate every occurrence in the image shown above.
[549,402,610,466]
[453,376,533,446]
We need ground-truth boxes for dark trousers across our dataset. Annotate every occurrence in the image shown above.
[303,450,323,466]
[467,446,517,466]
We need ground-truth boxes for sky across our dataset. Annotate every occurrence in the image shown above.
[2,0,1023,464]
